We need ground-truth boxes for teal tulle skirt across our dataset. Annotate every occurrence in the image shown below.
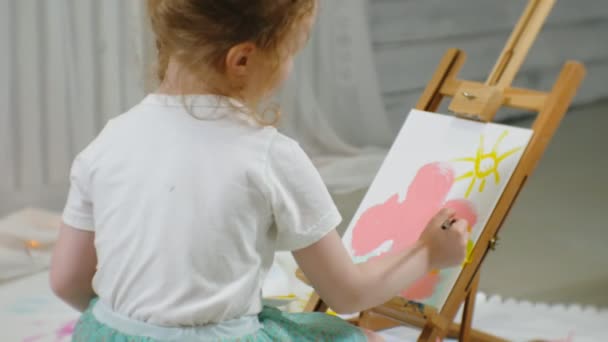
[72,299,366,341]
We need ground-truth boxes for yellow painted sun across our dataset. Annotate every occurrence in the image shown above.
[453,130,523,198]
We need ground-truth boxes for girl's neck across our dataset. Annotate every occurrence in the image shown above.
[157,58,265,110]
[157,59,216,96]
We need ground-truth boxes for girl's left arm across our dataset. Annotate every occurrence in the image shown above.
[50,222,97,312]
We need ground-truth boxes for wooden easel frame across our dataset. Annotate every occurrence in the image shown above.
[300,0,585,341]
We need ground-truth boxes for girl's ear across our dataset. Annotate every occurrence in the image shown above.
[225,42,257,77]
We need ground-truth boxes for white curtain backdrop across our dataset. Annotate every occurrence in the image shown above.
[277,0,392,194]
[1,0,147,214]
[1,0,390,214]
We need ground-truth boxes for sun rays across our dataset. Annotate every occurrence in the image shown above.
[453,130,523,198]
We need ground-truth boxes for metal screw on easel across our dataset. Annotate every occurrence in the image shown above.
[462,92,477,100]
[489,236,500,251]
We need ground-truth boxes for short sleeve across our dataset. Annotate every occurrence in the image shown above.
[265,134,342,251]
[62,154,95,231]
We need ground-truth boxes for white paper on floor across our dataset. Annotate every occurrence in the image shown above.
[0,271,79,342]
[0,209,61,282]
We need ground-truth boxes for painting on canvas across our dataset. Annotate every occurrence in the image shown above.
[342,109,533,310]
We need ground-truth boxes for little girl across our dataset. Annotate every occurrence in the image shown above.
[50,1,469,341]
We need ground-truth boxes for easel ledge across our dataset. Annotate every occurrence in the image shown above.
[299,0,585,341]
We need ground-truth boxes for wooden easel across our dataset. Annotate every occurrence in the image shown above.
[299,0,586,341]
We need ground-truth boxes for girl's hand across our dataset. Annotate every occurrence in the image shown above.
[294,209,468,313]
[418,208,469,269]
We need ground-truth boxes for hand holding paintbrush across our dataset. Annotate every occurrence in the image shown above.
[418,208,469,269]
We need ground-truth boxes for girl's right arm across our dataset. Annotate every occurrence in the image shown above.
[293,208,468,314]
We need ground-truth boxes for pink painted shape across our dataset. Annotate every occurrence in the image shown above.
[351,162,478,301]
[351,193,402,256]
[401,272,440,299]
[352,162,456,256]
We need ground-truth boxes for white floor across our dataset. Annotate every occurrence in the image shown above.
[2,266,607,342]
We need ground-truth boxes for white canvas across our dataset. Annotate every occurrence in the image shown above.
[342,109,533,310]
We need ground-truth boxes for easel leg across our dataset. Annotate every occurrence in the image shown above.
[417,322,443,342]
[303,292,328,312]
[459,274,480,341]
[417,272,507,342]
[358,310,404,331]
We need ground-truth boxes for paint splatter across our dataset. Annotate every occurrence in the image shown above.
[351,162,478,300]
[21,320,77,342]
[22,334,45,342]
[55,320,77,340]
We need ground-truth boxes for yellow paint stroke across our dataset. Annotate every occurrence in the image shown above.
[269,294,297,300]
[452,130,523,198]
[454,171,474,181]
[463,239,475,265]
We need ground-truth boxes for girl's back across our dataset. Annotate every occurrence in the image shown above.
[73,94,333,326]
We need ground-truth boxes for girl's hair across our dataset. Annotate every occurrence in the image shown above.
[147,0,315,124]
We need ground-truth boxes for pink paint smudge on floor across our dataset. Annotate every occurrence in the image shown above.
[351,162,478,300]
[55,320,77,341]
[21,320,77,342]
[22,334,45,342]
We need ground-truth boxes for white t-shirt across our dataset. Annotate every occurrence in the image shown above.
[62,94,341,326]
